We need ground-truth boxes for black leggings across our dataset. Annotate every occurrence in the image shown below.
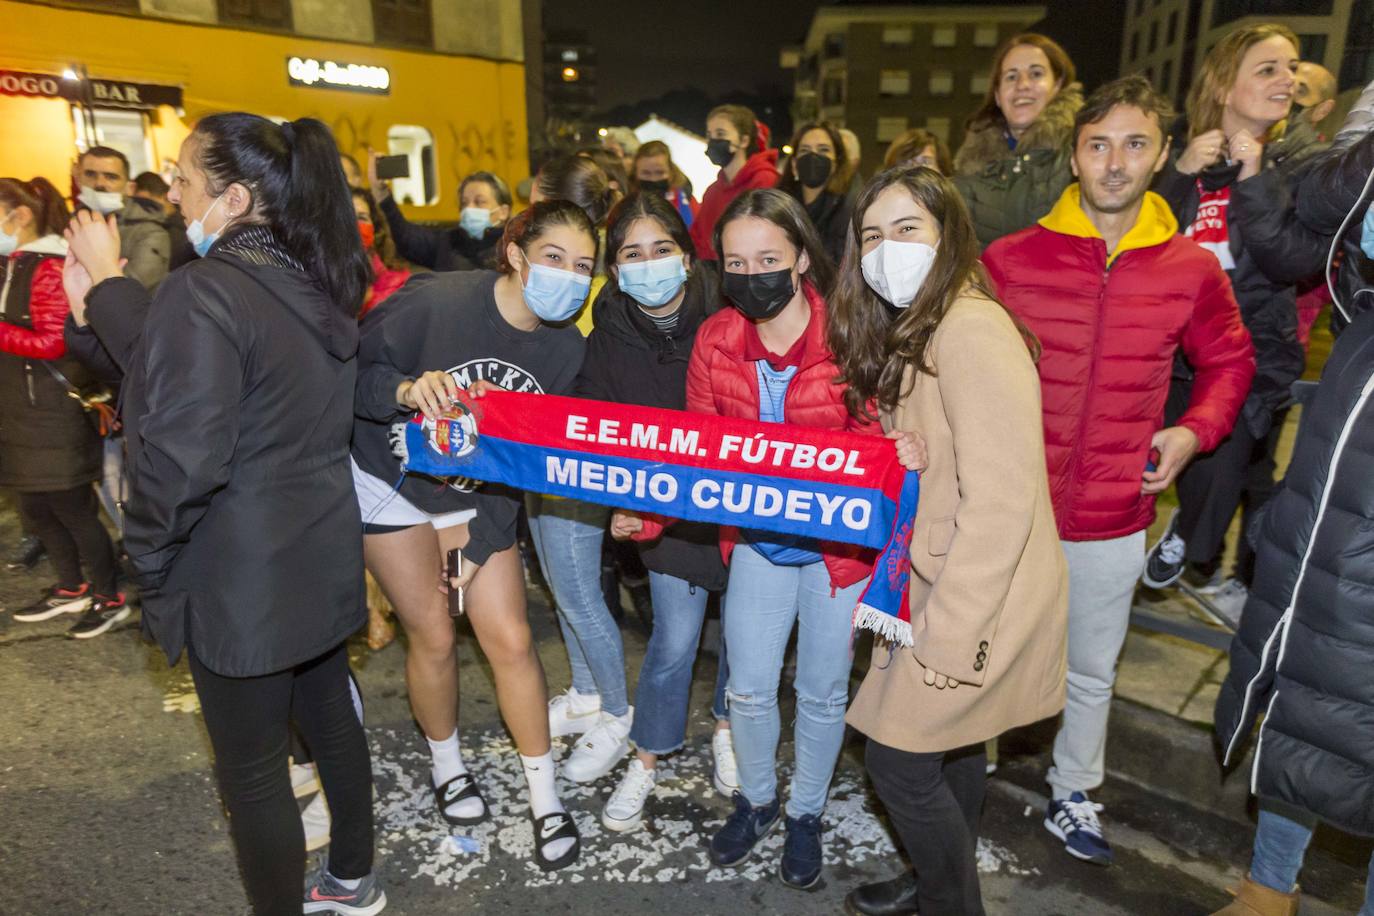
[189,642,374,916]
[866,739,988,916]
[18,485,117,595]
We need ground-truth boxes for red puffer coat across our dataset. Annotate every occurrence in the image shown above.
[656,280,877,589]
[983,186,1255,540]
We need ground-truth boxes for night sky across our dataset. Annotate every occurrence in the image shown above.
[542,0,1125,115]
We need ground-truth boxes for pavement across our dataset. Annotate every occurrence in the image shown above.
[1,316,1368,916]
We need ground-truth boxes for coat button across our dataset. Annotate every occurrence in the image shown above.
[979,641,989,651]
[973,660,984,672]
[977,651,987,661]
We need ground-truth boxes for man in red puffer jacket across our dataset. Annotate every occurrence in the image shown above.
[983,76,1254,867]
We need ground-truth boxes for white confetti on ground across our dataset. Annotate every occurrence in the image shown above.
[366,727,1037,887]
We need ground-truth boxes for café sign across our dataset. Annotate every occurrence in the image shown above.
[0,69,182,110]
[286,57,390,94]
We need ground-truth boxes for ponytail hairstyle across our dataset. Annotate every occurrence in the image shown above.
[828,167,1038,421]
[707,104,769,154]
[713,188,835,296]
[535,154,620,227]
[191,113,370,315]
[0,177,71,237]
[577,147,631,197]
[496,198,599,275]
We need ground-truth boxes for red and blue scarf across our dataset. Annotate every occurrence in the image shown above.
[404,390,920,644]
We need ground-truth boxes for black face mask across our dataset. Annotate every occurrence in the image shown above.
[795,152,833,189]
[722,267,796,321]
[706,138,737,167]
[639,178,671,194]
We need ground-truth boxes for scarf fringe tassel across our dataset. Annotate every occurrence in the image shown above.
[852,603,913,647]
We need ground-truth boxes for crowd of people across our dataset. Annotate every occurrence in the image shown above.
[3,22,1374,916]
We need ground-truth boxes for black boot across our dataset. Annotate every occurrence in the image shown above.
[843,871,919,916]
[5,535,45,571]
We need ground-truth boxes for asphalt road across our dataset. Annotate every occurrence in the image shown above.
[0,506,1365,915]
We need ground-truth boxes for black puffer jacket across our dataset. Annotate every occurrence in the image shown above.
[84,226,365,677]
[953,84,1083,249]
[574,265,728,591]
[1154,121,1328,439]
[1214,306,1374,837]
[1295,129,1374,335]
[379,196,501,271]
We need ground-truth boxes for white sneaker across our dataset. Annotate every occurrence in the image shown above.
[1208,578,1249,630]
[301,792,331,852]
[602,758,656,832]
[712,728,739,797]
[290,760,321,799]
[548,687,602,738]
[563,708,633,783]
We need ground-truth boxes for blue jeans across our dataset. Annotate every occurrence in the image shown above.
[1251,802,1374,914]
[630,571,728,755]
[525,495,629,717]
[723,546,865,819]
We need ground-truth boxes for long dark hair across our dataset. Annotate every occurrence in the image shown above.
[0,177,70,237]
[776,121,851,198]
[496,199,599,275]
[193,113,370,315]
[536,154,620,227]
[713,188,835,296]
[828,167,1038,421]
[351,187,405,271]
[605,192,693,263]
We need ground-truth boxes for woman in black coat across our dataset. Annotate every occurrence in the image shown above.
[1211,305,1374,915]
[371,163,512,272]
[777,121,856,267]
[1146,24,1328,595]
[64,114,382,916]
[1295,118,1374,334]
[575,193,734,832]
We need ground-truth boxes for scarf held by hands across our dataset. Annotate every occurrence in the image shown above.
[404,389,920,644]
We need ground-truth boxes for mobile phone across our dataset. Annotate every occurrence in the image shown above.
[446,548,465,617]
[375,154,410,180]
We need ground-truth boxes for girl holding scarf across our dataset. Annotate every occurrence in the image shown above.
[832,166,1067,916]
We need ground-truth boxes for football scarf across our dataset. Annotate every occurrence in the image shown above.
[403,390,922,644]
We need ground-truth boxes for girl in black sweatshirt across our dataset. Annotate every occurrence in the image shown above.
[352,200,592,871]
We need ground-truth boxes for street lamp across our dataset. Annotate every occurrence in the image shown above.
[561,66,579,82]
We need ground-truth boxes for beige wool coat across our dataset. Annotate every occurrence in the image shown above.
[846,294,1068,754]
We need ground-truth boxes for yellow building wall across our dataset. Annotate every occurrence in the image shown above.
[0,0,528,221]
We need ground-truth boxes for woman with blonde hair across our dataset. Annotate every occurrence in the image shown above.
[1144,23,1329,610]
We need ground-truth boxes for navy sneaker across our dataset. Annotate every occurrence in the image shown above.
[302,866,387,915]
[779,813,823,889]
[1142,509,1187,588]
[1044,792,1113,865]
[709,791,780,867]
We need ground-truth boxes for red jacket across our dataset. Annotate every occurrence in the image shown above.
[689,149,780,260]
[0,245,67,360]
[984,186,1255,541]
[360,252,410,318]
[638,281,876,589]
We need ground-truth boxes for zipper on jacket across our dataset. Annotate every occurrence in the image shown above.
[1232,367,1374,776]
[1060,249,1113,525]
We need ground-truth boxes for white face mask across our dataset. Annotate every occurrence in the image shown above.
[0,212,17,257]
[78,187,125,215]
[860,239,938,309]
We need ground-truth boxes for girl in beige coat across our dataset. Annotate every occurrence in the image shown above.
[829,167,1068,916]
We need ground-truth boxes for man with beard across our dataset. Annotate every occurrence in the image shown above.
[982,76,1256,866]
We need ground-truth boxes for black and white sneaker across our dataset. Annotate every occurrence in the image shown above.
[1142,509,1187,588]
[67,593,130,639]
[12,584,91,622]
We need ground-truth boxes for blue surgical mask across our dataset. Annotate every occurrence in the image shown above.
[1361,202,1374,261]
[519,253,591,323]
[618,255,688,308]
[460,206,493,239]
[186,192,227,258]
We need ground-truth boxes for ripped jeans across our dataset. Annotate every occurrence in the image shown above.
[722,545,865,819]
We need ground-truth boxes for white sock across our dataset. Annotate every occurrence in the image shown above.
[428,730,484,820]
[521,751,575,862]
[329,872,362,889]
